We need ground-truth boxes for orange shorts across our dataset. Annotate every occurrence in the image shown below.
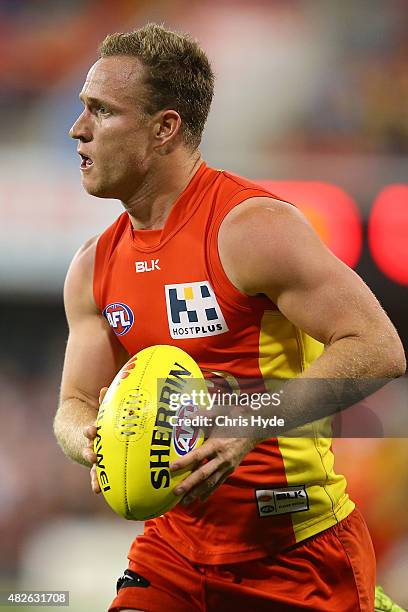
[109,508,375,612]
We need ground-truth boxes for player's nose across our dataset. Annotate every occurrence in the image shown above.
[69,110,92,141]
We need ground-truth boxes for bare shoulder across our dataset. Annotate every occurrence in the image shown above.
[220,196,301,223]
[64,235,99,318]
[219,196,313,251]
[218,196,323,296]
[69,235,99,275]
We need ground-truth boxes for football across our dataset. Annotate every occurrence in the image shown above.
[94,344,206,520]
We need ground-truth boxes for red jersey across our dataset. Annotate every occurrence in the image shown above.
[94,162,354,564]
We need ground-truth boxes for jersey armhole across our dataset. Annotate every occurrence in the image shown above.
[93,235,104,311]
[206,189,279,313]
[93,212,129,311]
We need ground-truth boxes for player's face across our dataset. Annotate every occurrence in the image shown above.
[69,56,154,201]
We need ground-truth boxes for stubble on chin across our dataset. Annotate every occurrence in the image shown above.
[82,176,122,200]
[82,176,104,198]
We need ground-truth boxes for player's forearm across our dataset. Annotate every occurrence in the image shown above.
[273,333,406,434]
[221,333,405,438]
[301,331,406,380]
[54,398,98,466]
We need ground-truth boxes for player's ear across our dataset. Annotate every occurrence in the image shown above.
[153,110,182,152]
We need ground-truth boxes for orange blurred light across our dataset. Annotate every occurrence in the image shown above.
[368,185,408,286]
[258,181,362,268]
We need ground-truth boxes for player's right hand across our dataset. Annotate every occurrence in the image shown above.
[82,387,108,494]
[83,424,100,494]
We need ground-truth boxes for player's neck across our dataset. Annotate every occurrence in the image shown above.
[125,150,202,230]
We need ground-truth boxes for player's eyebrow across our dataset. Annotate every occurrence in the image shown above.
[79,93,114,108]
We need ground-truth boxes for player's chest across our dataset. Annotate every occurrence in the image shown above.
[99,248,230,358]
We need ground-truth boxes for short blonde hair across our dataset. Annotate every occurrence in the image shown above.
[100,23,214,149]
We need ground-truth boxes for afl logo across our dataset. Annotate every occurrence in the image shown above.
[103,302,134,336]
[173,404,200,456]
[258,494,273,502]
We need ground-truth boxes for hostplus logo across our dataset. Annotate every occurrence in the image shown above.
[165,281,228,339]
[103,302,134,336]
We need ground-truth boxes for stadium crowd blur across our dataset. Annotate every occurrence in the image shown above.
[0,1,407,609]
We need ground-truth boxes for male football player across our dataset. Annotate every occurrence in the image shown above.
[54,24,406,612]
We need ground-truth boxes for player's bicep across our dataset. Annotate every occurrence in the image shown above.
[272,252,381,346]
[219,198,390,346]
[258,209,389,346]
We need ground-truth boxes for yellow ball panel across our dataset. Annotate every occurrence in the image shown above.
[94,345,206,520]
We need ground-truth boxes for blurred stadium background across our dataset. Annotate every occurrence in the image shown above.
[0,0,407,610]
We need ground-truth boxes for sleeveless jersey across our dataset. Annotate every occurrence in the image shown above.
[94,162,354,564]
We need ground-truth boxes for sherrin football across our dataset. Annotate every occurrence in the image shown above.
[94,345,206,520]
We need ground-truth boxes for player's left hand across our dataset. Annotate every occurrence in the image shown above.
[170,437,257,505]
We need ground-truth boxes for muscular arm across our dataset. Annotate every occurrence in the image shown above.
[171,197,406,502]
[54,237,128,466]
[219,198,406,382]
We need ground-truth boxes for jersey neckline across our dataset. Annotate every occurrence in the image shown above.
[129,161,217,252]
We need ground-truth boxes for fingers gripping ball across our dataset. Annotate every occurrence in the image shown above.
[94,345,206,520]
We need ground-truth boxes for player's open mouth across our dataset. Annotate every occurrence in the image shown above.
[79,154,94,170]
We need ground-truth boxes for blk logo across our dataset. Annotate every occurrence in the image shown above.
[255,486,308,517]
[135,259,160,273]
[164,281,228,339]
[103,302,134,336]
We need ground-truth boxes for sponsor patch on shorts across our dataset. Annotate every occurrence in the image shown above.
[255,485,309,517]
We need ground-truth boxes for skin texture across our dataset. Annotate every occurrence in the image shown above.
[55,55,406,506]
